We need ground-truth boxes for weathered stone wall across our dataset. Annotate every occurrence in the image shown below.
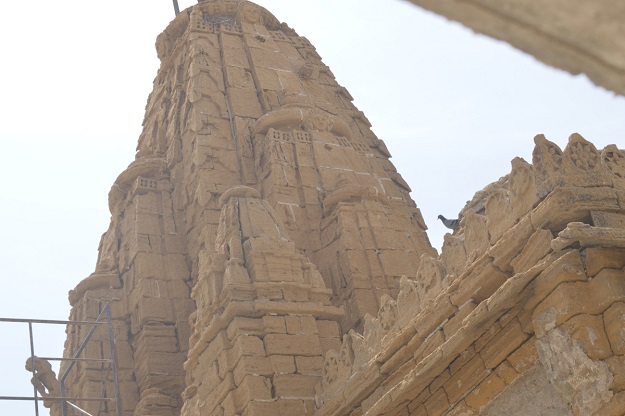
[404,0,625,96]
[315,134,625,416]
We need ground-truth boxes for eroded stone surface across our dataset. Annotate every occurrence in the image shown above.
[315,134,625,416]
[536,328,613,416]
[480,365,573,416]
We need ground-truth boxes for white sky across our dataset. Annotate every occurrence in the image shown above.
[1,0,624,413]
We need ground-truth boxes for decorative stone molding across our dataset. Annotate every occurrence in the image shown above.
[322,184,387,215]
[315,135,625,415]
[552,222,625,251]
[108,157,168,215]
[253,106,353,139]
[602,144,625,180]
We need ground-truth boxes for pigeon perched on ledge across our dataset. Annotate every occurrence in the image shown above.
[438,215,460,231]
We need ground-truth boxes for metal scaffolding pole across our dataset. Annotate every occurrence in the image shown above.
[0,304,121,416]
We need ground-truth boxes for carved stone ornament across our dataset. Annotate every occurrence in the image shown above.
[509,157,538,220]
[300,64,319,80]
[239,3,263,24]
[532,134,564,182]
[602,144,625,182]
[363,313,382,356]
[440,233,467,278]
[322,350,339,388]
[339,334,355,370]
[253,107,353,139]
[463,210,489,263]
[378,294,398,333]
[564,133,601,172]
[415,255,445,308]
[396,276,420,327]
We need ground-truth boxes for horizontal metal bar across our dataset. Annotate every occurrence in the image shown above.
[0,317,108,325]
[37,357,112,363]
[0,396,115,402]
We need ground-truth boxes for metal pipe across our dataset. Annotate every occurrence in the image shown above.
[60,306,109,416]
[0,317,108,325]
[0,304,122,415]
[28,323,39,416]
[60,377,67,416]
[67,400,96,416]
[36,357,112,363]
[96,365,111,416]
[173,0,180,16]
[0,396,116,402]
[107,306,123,416]
[60,307,109,383]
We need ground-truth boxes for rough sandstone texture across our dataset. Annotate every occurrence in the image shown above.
[57,1,431,415]
[404,0,625,96]
[314,134,625,416]
[53,1,625,416]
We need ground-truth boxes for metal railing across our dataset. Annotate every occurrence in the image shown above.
[0,304,121,416]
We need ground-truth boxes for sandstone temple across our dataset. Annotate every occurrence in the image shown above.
[30,1,625,415]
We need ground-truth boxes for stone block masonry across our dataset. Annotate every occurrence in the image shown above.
[52,1,625,415]
[315,134,625,416]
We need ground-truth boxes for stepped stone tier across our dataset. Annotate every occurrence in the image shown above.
[49,1,625,416]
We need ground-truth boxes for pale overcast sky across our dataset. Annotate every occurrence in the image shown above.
[1,0,624,413]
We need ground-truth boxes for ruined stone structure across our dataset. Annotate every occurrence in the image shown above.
[53,1,625,416]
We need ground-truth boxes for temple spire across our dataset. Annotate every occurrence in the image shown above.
[57,2,434,414]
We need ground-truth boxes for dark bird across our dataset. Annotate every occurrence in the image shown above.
[438,215,460,231]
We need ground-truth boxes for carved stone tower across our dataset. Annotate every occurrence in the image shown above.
[59,1,434,415]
